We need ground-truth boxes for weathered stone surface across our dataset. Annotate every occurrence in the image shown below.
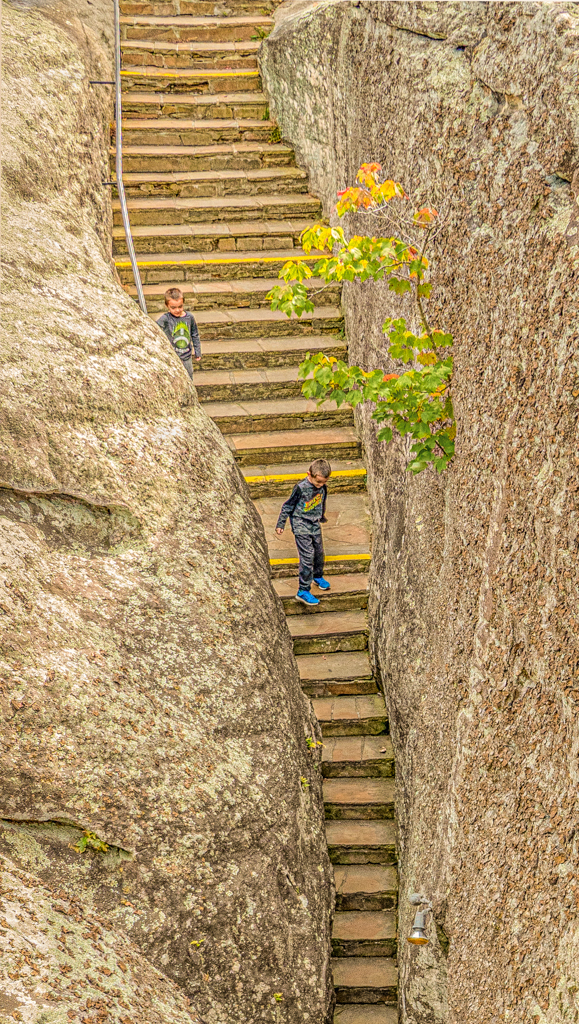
[262,2,579,1022]
[0,3,334,1022]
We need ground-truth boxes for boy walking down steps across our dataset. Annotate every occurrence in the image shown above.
[276,459,332,606]
[156,287,201,379]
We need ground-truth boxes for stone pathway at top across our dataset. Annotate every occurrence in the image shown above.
[115,2,397,1019]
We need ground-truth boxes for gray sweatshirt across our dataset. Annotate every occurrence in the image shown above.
[156,310,201,361]
[276,479,328,536]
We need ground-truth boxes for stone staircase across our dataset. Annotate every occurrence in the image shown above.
[115,4,397,1020]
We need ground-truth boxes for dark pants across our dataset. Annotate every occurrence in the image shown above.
[294,530,324,591]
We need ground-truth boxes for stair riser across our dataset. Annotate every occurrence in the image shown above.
[198,380,301,402]
[235,440,362,469]
[335,893,397,913]
[283,593,368,616]
[213,409,354,435]
[325,803,394,821]
[114,229,302,256]
[118,174,309,199]
[122,53,258,70]
[301,678,377,698]
[249,472,363,499]
[120,72,262,93]
[117,256,319,285]
[292,633,368,657]
[271,555,368,577]
[139,286,338,313]
[328,847,397,866]
[122,99,269,120]
[122,25,272,43]
[115,149,295,175]
[117,125,277,147]
[198,318,342,342]
[320,718,387,737]
[114,199,321,226]
[322,759,394,778]
[120,2,281,14]
[332,939,397,958]
[335,986,397,1006]
[194,342,345,370]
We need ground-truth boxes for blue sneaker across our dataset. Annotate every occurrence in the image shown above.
[313,577,331,591]
[296,589,319,606]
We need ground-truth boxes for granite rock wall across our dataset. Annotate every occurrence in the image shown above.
[262,3,579,1021]
[0,4,333,1022]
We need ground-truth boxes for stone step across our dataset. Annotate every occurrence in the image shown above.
[122,90,270,121]
[334,1006,398,1024]
[332,910,396,958]
[127,277,338,314]
[324,778,395,821]
[192,335,346,371]
[112,215,308,255]
[116,248,319,285]
[332,958,397,1006]
[121,15,274,43]
[120,1,282,16]
[259,492,371,576]
[322,736,394,777]
[194,365,302,402]
[289,611,369,657]
[244,458,364,499]
[333,864,398,912]
[118,118,279,148]
[312,695,387,738]
[326,820,397,866]
[274,572,368,615]
[115,192,322,227]
[117,165,308,198]
[195,306,342,342]
[120,66,262,92]
[226,425,362,467]
[205,397,353,435]
[121,39,260,70]
[296,651,376,698]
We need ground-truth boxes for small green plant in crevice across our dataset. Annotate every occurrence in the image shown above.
[267,162,455,474]
[262,105,270,121]
[251,25,270,40]
[269,126,282,144]
[300,776,310,790]
[305,736,323,750]
[73,830,109,854]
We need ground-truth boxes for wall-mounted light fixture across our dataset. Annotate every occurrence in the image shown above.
[407,893,432,946]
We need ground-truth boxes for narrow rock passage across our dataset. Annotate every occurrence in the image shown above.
[115,3,397,1019]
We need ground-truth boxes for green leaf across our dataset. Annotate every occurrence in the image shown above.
[388,277,412,295]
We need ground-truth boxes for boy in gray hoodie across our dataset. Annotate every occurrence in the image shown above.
[156,287,201,379]
[275,459,332,606]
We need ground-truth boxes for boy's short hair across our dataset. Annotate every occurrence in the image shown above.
[309,459,331,479]
[164,287,183,305]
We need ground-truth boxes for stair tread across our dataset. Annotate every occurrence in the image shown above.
[246,460,363,483]
[122,38,261,51]
[114,142,292,157]
[326,820,396,848]
[257,492,370,561]
[116,247,318,267]
[313,695,386,723]
[120,166,306,182]
[226,425,359,449]
[122,88,269,105]
[323,735,393,764]
[288,611,367,639]
[130,276,325,296]
[115,218,308,239]
[203,397,342,417]
[332,957,397,988]
[332,910,395,942]
[119,192,317,210]
[333,864,398,895]
[324,778,394,805]
[273,572,368,600]
[120,66,260,77]
[121,16,274,26]
[195,365,300,385]
[120,117,275,130]
[297,651,372,682]
[334,1007,398,1024]
[194,304,339,323]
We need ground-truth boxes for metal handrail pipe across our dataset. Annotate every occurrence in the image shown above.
[113,0,147,315]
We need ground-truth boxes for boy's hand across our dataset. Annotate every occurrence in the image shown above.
[195,356,201,362]
[275,527,284,535]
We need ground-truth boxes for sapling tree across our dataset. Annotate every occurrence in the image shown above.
[267,163,455,474]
